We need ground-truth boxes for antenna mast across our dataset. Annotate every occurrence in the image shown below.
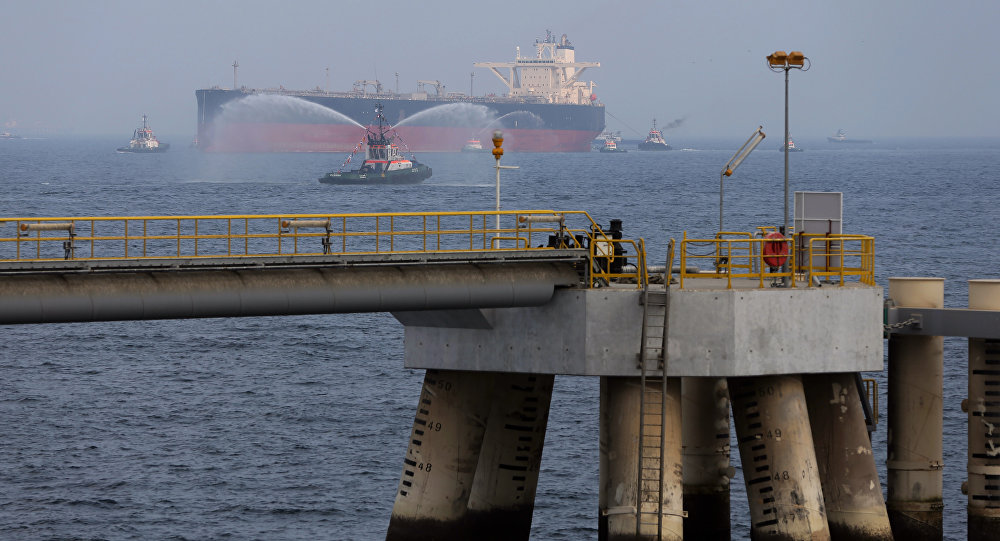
[232,60,239,89]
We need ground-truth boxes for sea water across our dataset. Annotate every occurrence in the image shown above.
[1,135,998,539]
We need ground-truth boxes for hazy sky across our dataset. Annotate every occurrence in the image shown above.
[3,0,998,139]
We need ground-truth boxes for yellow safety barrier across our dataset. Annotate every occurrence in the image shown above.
[678,231,874,289]
[798,234,876,286]
[0,210,650,289]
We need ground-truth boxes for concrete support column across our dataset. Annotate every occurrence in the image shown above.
[730,375,830,541]
[386,369,495,540]
[803,373,893,540]
[467,373,554,538]
[886,277,944,540]
[967,279,1000,541]
[682,377,732,541]
[599,376,683,541]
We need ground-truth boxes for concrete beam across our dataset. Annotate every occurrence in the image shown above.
[403,285,884,377]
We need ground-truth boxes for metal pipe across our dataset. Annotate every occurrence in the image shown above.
[20,222,75,233]
[886,277,944,540]
[0,262,578,324]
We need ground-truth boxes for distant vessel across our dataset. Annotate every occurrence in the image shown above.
[637,119,671,151]
[460,138,485,152]
[197,31,604,153]
[779,135,803,152]
[319,103,432,185]
[117,115,169,153]
[827,129,872,144]
[0,132,20,139]
[598,132,626,153]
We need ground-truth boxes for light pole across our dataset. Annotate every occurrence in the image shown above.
[491,130,518,232]
[767,50,809,284]
[766,50,809,240]
[720,126,767,233]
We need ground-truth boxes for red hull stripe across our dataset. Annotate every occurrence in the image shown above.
[205,123,599,153]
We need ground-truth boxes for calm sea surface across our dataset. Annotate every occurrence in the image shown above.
[1,135,998,539]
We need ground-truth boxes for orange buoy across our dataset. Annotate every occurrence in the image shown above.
[762,231,789,268]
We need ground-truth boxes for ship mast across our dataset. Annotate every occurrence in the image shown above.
[232,60,239,89]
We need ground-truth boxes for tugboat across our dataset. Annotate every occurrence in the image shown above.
[461,138,485,152]
[778,135,803,152]
[637,119,671,151]
[827,129,872,144]
[598,132,627,153]
[117,115,169,153]
[319,103,432,185]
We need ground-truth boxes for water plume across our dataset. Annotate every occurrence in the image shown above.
[394,103,495,128]
[219,94,364,127]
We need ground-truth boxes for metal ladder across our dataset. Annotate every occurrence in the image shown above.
[636,240,673,539]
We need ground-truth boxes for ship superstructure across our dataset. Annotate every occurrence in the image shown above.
[473,30,599,105]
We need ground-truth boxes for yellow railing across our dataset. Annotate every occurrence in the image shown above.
[797,234,876,286]
[0,210,649,289]
[678,231,875,289]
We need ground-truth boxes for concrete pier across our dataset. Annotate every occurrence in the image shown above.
[730,375,831,541]
[967,279,1000,541]
[599,377,683,541]
[886,277,944,540]
[681,377,732,541]
[804,373,893,540]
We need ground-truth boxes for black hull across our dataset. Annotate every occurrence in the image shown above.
[638,142,671,151]
[116,145,170,153]
[319,165,432,185]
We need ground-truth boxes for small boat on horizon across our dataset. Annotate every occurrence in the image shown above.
[1,132,21,139]
[637,119,671,151]
[598,132,627,153]
[779,135,803,152]
[827,129,872,144]
[117,115,169,153]
[319,103,432,185]
[460,138,485,152]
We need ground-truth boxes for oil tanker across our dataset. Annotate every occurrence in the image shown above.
[196,32,604,153]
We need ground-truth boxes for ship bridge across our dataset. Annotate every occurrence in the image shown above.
[474,32,599,105]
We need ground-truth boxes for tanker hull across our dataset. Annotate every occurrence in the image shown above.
[196,89,605,153]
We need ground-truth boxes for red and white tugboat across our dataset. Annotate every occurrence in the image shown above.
[638,118,671,151]
[117,115,169,153]
[319,103,432,185]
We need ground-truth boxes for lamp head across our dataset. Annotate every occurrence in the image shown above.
[786,51,805,66]
[492,130,504,160]
[767,51,788,67]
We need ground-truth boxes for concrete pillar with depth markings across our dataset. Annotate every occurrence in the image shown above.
[465,373,554,538]
[730,375,830,541]
[967,279,1000,541]
[386,369,495,541]
[886,277,944,541]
